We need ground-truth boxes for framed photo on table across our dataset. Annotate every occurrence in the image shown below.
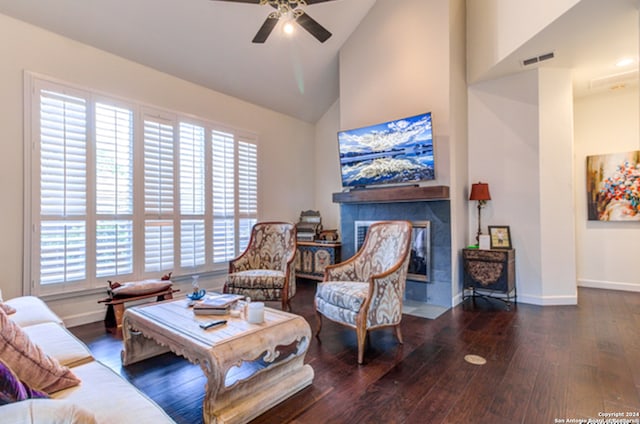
[488,226,511,249]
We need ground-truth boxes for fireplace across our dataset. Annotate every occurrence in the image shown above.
[354,220,431,282]
[336,189,451,308]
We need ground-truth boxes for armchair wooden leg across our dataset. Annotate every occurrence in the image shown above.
[356,327,367,365]
[394,325,404,344]
[282,298,291,312]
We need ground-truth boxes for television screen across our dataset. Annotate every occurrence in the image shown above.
[337,112,434,188]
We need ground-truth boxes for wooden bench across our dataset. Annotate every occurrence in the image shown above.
[99,288,179,337]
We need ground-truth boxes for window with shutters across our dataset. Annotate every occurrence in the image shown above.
[26,76,258,296]
[143,118,175,274]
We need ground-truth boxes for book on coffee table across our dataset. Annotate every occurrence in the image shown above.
[193,293,244,315]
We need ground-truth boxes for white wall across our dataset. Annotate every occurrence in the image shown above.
[336,0,468,305]
[468,68,577,305]
[467,0,580,83]
[468,71,544,301]
[314,100,341,230]
[339,0,452,139]
[574,87,640,291]
[448,0,469,302]
[538,68,577,302]
[0,13,315,323]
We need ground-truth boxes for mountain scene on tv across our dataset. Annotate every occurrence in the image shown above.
[338,112,434,187]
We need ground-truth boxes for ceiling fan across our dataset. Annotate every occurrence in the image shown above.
[212,0,335,43]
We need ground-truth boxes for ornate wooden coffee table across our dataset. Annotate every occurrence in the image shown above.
[121,298,314,424]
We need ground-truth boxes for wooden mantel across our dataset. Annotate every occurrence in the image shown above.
[332,185,449,204]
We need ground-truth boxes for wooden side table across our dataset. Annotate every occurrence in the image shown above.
[462,248,516,309]
[295,241,341,281]
[99,288,178,337]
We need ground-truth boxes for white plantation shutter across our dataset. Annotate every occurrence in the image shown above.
[179,123,205,215]
[211,130,235,263]
[144,120,174,214]
[179,123,206,268]
[95,103,133,215]
[96,220,133,277]
[144,118,175,272]
[39,89,88,286]
[181,220,205,268]
[40,90,87,216]
[28,76,260,295]
[95,103,134,277]
[40,221,86,285]
[145,220,174,272]
[238,140,258,251]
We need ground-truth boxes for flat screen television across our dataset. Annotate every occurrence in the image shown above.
[337,112,434,188]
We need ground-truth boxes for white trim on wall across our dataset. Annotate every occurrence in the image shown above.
[578,279,640,293]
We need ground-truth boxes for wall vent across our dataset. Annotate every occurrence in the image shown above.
[589,70,639,90]
[521,52,555,67]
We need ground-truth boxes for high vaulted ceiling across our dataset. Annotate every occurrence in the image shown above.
[0,0,376,123]
[0,0,637,123]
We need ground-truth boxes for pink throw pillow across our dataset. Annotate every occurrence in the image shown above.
[0,303,16,315]
[0,308,80,393]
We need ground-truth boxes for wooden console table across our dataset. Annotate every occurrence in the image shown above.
[295,241,341,280]
[462,248,516,309]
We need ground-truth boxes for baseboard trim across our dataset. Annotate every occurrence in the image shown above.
[517,293,577,306]
[578,279,640,292]
[455,288,577,307]
[64,311,105,328]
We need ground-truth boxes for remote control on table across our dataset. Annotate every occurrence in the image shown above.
[199,320,227,330]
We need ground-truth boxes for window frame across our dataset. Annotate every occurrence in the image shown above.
[24,73,259,297]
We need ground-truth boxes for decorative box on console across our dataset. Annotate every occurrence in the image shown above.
[462,248,516,308]
[295,241,341,281]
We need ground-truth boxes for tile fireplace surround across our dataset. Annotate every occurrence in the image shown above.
[333,185,452,309]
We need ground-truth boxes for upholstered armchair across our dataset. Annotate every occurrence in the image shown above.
[223,222,297,311]
[314,220,412,364]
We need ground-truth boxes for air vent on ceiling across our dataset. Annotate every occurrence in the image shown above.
[521,52,555,67]
[589,70,639,91]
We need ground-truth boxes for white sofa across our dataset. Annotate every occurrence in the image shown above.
[0,296,176,424]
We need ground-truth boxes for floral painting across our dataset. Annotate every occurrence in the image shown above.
[586,150,640,221]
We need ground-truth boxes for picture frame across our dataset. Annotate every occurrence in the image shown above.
[586,150,640,221]
[488,226,512,249]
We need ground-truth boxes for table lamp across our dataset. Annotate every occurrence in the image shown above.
[469,182,491,245]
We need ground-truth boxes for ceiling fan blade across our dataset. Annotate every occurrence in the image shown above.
[296,11,332,43]
[304,0,337,4]
[252,16,279,43]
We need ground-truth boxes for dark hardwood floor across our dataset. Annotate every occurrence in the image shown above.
[70,282,640,424]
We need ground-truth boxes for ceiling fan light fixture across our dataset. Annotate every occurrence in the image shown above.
[283,20,295,35]
[218,0,332,44]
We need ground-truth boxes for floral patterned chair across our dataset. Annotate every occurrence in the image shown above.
[223,222,297,311]
[314,220,412,364]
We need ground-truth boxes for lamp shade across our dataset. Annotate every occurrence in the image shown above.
[469,182,491,201]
